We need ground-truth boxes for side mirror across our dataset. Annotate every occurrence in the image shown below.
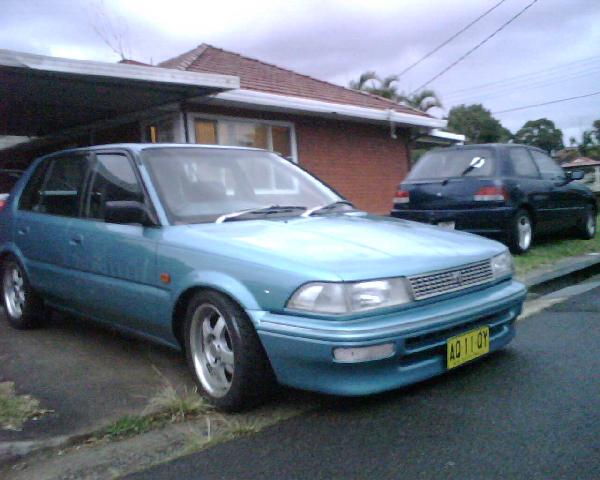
[105,201,154,226]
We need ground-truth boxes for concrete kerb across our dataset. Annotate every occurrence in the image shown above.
[2,252,600,468]
[518,252,600,288]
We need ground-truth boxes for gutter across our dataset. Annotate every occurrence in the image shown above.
[429,129,465,143]
[0,49,240,90]
[208,89,447,129]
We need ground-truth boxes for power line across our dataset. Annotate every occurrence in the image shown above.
[446,64,600,104]
[444,54,600,98]
[493,90,600,114]
[411,0,539,94]
[397,0,508,77]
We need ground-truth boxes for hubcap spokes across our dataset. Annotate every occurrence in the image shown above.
[587,213,596,235]
[190,304,234,397]
[3,264,25,318]
[518,217,532,251]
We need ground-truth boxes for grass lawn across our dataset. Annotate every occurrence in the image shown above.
[514,216,600,277]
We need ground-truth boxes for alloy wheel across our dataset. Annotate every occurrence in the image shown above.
[586,211,596,237]
[3,263,25,319]
[189,303,235,397]
[518,215,532,251]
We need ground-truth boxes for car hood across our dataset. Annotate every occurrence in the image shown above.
[170,213,506,281]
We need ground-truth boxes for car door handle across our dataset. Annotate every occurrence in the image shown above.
[17,227,30,236]
[69,235,83,246]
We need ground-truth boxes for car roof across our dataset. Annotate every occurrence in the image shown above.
[38,143,265,159]
[433,143,542,152]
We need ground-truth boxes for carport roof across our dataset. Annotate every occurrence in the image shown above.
[0,49,240,137]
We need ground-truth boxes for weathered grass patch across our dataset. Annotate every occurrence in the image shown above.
[145,383,212,422]
[105,415,154,440]
[0,381,49,431]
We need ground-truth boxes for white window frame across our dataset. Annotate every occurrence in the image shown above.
[186,113,299,164]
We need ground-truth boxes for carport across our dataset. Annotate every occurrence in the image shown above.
[0,49,240,166]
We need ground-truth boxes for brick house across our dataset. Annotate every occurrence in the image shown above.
[0,45,461,213]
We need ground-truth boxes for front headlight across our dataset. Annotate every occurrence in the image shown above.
[287,278,413,315]
[491,251,514,279]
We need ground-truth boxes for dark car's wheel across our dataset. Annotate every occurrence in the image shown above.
[183,290,275,411]
[509,209,533,254]
[576,205,596,240]
[1,256,46,329]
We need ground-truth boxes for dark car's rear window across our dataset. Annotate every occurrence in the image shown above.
[408,148,496,180]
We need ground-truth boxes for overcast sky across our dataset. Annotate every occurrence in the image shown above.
[2,0,599,143]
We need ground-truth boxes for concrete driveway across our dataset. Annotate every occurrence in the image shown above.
[0,310,193,444]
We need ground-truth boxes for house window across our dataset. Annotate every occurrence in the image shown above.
[195,120,217,144]
[272,126,292,159]
[144,118,176,143]
[192,116,295,162]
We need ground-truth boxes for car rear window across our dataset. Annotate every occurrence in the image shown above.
[408,148,496,180]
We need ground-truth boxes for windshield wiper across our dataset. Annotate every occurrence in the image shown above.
[301,200,355,217]
[216,205,307,223]
[441,157,486,186]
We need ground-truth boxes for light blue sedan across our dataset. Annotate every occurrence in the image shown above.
[0,145,527,410]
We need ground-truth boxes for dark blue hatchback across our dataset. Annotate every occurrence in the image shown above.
[390,144,597,253]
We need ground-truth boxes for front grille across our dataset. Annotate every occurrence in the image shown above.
[408,260,493,301]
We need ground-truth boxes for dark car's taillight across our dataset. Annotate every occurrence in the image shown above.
[393,189,410,205]
[474,186,509,201]
[0,199,6,211]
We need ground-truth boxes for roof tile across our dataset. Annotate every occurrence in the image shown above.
[158,44,428,117]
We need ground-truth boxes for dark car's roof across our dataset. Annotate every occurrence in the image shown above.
[433,143,543,152]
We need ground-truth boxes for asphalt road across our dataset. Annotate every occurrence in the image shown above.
[129,286,600,480]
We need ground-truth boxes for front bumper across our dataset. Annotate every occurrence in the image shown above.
[390,206,515,238]
[250,280,526,396]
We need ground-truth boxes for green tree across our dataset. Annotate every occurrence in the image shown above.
[447,104,510,143]
[349,72,443,112]
[514,118,564,153]
[569,118,600,159]
[348,71,377,91]
[593,119,600,138]
[398,89,443,113]
[349,72,398,100]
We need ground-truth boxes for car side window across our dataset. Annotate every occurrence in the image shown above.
[508,148,539,178]
[530,150,565,182]
[19,161,50,211]
[85,154,144,222]
[22,155,89,217]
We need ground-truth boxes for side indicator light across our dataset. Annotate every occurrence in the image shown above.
[160,273,171,284]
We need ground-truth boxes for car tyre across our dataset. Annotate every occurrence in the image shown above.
[509,209,533,254]
[1,256,46,329]
[183,290,275,411]
[576,204,596,240]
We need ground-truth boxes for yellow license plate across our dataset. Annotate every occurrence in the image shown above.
[447,326,490,369]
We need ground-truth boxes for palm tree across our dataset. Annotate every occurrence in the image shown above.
[349,72,443,113]
[349,72,398,100]
[398,89,443,113]
[348,71,379,91]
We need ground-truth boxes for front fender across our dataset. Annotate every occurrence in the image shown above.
[0,243,28,274]
[171,270,262,313]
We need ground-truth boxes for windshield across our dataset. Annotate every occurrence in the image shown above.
[408,148,495,181]
[142,147,341,224]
